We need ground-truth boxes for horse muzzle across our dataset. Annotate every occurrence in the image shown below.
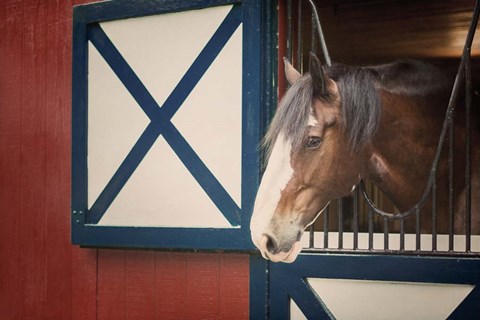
[254,230,304,263]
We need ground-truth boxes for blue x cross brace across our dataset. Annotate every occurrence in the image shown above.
[87,5,242,226]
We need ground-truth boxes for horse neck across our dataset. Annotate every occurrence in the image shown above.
[363,90,447,211]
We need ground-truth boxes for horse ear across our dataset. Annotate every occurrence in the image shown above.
[309,52,327,96]
[283,57,301,85]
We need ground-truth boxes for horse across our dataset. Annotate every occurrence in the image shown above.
[250,53,480,263]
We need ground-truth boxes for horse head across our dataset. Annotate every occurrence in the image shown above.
[250,53,380,263]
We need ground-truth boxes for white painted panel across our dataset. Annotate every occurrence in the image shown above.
[301,232,480,253]
[290,299,308,320]
[300,278,473,320]
[98,136,234,228]
[99,5,233,108]
[172,26,242,206]
[88,5,242,228]
[87,43,150,209]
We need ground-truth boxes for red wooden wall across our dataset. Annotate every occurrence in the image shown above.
[0,1,250,319]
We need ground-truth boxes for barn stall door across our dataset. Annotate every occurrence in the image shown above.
[255,1,480,319]
[72,0,270,250]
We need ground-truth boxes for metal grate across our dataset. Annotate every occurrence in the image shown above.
[281,0,480,257]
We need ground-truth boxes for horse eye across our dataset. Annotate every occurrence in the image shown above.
[305,136,322,149]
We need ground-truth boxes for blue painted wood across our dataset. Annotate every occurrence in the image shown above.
[249,255,270,320]
[270,269,333,319]
[74,0,239,24]
[72,0,267,251]
[247,1,277,318]
[268,254,480,319]
[71,18,88,244]
[73,225,252,250]
[289,279,333,319]
[274,254,480,284]
[240,0,265,233]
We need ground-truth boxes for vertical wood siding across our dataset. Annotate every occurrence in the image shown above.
[0,1,250,319]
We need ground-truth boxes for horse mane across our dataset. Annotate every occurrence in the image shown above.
[368,59,451,96]
[327,64,382,150]
[263,60,449,156]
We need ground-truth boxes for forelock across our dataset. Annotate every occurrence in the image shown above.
[263,75,313,157]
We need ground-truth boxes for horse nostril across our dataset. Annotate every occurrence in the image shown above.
[264,234,279,255]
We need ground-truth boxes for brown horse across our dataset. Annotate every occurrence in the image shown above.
[250,53,480,263]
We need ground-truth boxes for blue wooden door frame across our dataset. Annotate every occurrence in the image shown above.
[253,254,480,319]
[71,0,276,251]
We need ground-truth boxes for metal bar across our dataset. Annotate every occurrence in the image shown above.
[307,0,331,66]
[465,48,472,253]
[303,248,480,258]
[323,206,329,248]
[338,198,343,249]
[449,120,454,252]
[400,220,405,251]
[353,189,359,250]
[297,0,303,73]
[416,209,421,251]
[311,11,317,53]
[383,218,389,251]
[368,209,373,250]
[309,224,314,248]
[432,175,437,252]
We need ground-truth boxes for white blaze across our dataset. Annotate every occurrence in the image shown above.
[308,107,319,126]
[250,133,294,247]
